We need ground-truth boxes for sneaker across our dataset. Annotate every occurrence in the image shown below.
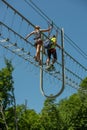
[46,64,55,71]
[50,64,54,68]
[51,64,55,69]
[46,65,51,70]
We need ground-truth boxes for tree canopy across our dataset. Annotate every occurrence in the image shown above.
[0,59,87,130]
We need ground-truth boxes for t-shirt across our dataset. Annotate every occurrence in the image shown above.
[50,37,56,49]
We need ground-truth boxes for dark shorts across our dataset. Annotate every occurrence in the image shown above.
[47,49,57,60]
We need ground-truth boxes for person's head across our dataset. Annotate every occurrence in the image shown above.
[53,35,56,37]
[35,25,40,30]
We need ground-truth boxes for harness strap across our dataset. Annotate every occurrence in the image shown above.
[34,37,41,40]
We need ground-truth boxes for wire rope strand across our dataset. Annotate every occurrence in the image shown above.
[25,0,87,60]
[1,0,87,97]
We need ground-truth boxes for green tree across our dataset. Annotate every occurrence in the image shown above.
[58,94,82,130]
[15,105,39,130]
[6,104,42,130]
[0,59,14,130]
[58,92,87,129]
[79,77,87,100]
[40,98,63,130]
[0,59,14,109]
[77,77,87,129]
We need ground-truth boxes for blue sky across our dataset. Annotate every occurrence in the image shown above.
[0,0,87,113]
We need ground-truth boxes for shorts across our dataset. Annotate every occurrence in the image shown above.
[34,38,42,46]
[47,49,57,60]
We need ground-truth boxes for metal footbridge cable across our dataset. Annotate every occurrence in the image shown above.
[40,28,65,98]
[0,0,87,99]
[0,21,65,98]
[26,0,87,60]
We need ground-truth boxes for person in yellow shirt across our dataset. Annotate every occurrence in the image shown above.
[46,35,57,69]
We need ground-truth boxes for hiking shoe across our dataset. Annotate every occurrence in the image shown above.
[50,64,54,68]
[46,64,55,71]
[46,65,51,70]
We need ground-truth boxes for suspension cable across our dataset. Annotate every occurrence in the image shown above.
[25,0,87,60]
[0,0,87,96]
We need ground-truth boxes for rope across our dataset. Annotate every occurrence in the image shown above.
[0,22,86,95]
[26,0,87,60]
[0,0,87,98]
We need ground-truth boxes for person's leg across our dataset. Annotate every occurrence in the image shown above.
[46,58,50,66]
[34,43,38,61]
[35,40,42,62]
[46,49,51,66]
[52,50,57,65]
[36,44,41,61]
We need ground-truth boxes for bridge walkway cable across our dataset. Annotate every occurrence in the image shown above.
[0,22,63,84]
[25,0,87,89]
[0,0,65,98]
[0,0,87,98]
[0,0,87,91]
[25,0,87,60]
[0,21,86,96]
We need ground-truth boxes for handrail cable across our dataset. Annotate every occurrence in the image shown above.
[26,0,87,60]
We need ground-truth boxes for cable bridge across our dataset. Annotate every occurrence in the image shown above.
[0,0,87,98]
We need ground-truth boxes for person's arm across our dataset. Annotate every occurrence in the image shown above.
[40,26,52,32]
[56,44,62,49]
[25,31,34,40]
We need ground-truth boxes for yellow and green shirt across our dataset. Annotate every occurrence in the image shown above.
[50,37,56,49]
